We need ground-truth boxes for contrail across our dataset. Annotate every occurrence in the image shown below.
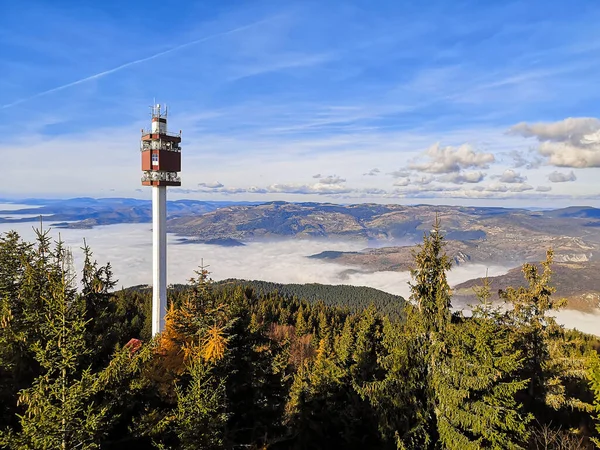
[1,18,271,110]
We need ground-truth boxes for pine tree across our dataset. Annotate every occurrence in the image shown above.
[80,241,119,369]
[500,250,592,425]
[404,218,452,448]
[433,278,531,449]
[334,317,355,369]
[286,337,379,449]
[590,351,600,447]
[0,231,36,427]
[409,217,452,336]
[154,358,227,450]
[350,305,381,385]
[356,221,452,449]
[0,237,146,449]
[295,306,309,336]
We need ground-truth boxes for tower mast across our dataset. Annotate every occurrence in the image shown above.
[140,104,182,335]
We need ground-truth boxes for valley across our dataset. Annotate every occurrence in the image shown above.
[2,198,600,318]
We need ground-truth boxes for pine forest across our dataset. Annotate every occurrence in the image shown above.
[1,222,600,449]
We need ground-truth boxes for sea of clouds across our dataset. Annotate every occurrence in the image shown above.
[0,214,597,336]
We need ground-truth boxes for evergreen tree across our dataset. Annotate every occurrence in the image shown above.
[350,304,381,385]
[287,337,380,449]
[357,221,452,449]
[404,218,452,448]
[154,358,226,450]
[295,306,310,336]
[409,218,452,336]
[334,316,355,369]
[0,238,142,449]
[589,352,600,447]
[433,278,531,449]
[500,250,593,426]
[0,231,36,428]
[1,229,599,449]
[80,242,119,369]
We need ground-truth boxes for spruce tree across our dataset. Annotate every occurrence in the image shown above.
[433,278,531,449]
[0,231,36,428]
[590,352,600,447]
[154,358,226,450]
[80,242,118,369]
[405,217,452,448]
[409,217,452,335]
[350,304,381,385]
[500,250,592,425]
[0,236,144,449]
[295,306,310,336]
[357,220,452,449]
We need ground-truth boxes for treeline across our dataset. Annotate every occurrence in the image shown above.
[214,279,405,317]
[125,279,405,319]
[0,225,599,449]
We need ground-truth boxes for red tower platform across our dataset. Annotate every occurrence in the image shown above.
[140,104,182,186]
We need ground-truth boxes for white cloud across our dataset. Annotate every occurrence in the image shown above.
[510,117,600,168]
[497,169,527,183]
[363,168,380,176]
[413,175,435,186]
[536,185,552,192]
[268,182,351,194]
[538,142,600,168]
[438,171,485,184]
[198,181,224,189]
[509,150,543,169]
[471,183,533,193]
[312,173,322,179]
[510,118,600,143]
[388,170,411,178]
[393,178,410,187]
[409,143,495,174]
[507,183,534,192]
[318,175,346,185]
[548,170,577,182]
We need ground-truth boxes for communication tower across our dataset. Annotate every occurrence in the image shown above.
[140,104,182,335]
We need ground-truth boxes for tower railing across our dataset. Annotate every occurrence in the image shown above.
[141,130,182,139]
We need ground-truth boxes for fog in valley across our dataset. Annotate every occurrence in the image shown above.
[0,219,598,336]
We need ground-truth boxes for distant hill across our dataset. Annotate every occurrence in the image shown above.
[453,261,600,313]
[4,199,600,314]
[0,198,264,228]
[166,201,600,252]
[216,279,406,317]
[124,279,406,317]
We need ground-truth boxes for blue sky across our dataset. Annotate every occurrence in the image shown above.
[2,0,600,206]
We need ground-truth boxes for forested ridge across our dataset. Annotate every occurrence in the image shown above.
[216,280,404,317]
[126,280,405,317]
[1,223,600,449]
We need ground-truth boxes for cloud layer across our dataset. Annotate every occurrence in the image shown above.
[1,221,596,335]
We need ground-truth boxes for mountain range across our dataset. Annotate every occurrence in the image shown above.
[2,198,599,313]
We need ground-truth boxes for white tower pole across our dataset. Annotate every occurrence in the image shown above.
[152,185,167,336]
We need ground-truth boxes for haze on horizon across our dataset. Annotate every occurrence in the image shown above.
[1,0,600,208]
